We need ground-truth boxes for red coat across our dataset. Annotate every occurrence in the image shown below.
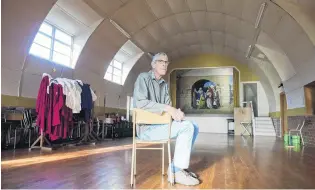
[36,77,73,141]
[36,76,50,132]
[47,84,64,140]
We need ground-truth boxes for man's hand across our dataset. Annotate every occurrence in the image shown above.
[176,108,185,121]
[165,105,185,121]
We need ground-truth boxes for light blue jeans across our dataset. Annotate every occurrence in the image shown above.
[137,120,199,170]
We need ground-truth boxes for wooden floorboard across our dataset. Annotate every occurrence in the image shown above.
[2,134,315,189]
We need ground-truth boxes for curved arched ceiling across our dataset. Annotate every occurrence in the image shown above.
[272,0,315,45]
[85,0,314,89]
[2,0,315,111]
[248,47,282,112]
[1,0,57,96]
[255,31,295,82]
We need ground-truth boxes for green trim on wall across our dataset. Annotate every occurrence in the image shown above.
[94,106,126,116]
[287,107,306,116]
[269,107,307,118]
[1,95,36,108]
[269,111,281,118]
[2,95,126,115]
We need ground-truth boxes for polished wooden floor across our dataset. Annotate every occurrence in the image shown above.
[2,133,315,189]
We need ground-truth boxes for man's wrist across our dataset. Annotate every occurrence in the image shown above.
[164,105,172,113]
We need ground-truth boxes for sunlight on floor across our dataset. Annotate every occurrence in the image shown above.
[1,143,148,169]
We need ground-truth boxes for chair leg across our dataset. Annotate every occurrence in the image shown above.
[300,131,305,146]
[168,140,174,185]
[130,142,135,186]
[14,129,17,149]
[29,129,31,148]
[134,145,137,176]
[8,125,11,144]
[79,125,81,137]
[162,143,165,175]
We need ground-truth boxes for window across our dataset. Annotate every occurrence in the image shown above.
[29,22,74,68]
[104,60,123,85]
[104,40,144,85]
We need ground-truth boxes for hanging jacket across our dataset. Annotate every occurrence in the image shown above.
[78,83,94,122]
[46,83,63,140]
[36,75,50,132]
[47,78,82,113]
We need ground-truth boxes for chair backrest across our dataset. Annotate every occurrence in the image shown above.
[234,107,252,123]
[22,109,32,128]
[299,119,306,130]
[4,110,24,121]
[133,108,172,125]
[132,108,172,140]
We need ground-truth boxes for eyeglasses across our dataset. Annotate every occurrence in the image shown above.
[155,59,170,65]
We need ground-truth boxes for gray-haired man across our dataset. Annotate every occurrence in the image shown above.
[133,52,200,186]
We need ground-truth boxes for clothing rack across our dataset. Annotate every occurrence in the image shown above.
[29,129,52,151]
[29,73,97,151]
[75,120,97,146]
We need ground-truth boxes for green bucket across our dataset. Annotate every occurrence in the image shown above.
[293,143,301,152]
[284,134,289,142]
[291,135,300,145]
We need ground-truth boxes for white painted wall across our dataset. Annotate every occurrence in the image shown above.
[256,32,296,82]
[248,58,280,113]
[286,87,306,109]
[257,82,270,116]
[185,115,233,133]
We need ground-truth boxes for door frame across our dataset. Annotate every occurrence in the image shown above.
[241,81,259,116]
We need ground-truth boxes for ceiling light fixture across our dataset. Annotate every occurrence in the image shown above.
[110,19,131,39]
[255,2,267,29]
[246,45,253,58]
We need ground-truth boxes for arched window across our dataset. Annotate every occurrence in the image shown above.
[29,21,74,68]
[104,40,143,85]
[104,60,123,84]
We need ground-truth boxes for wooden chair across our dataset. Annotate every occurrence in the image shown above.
[130,108,173,187]
[289,119,305,146]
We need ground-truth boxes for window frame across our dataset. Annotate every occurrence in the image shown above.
[29,21,74,68]
[104,59,123,85]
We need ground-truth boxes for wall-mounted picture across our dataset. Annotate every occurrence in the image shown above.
[176,68,234,114]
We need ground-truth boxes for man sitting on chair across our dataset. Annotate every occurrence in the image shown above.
[133,52,200,186]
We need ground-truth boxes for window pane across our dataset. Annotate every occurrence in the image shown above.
[55,29,72,45]
[107,65,113,73]
[113,60,122,69]
[39,22,53,36]
[113,68,121,76]
[29,43,50,59]
[33,33,52,48]
[54,41,71,56]
[104,72,112,81]
[53,51,70,66]
[113,75,121,84]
